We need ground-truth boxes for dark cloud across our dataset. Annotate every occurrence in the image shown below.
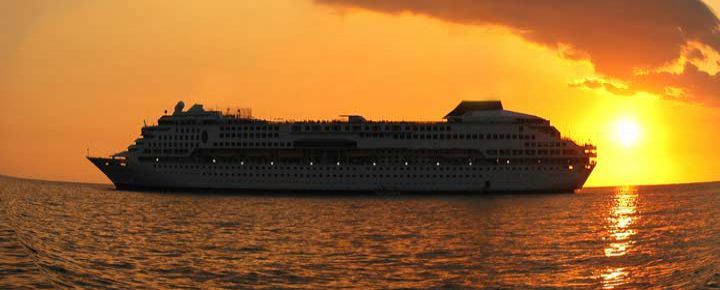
[317,0,720,104]
[686,47,707,61]
[635,63,720,105]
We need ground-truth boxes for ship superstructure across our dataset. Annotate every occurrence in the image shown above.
[89,101,596,193]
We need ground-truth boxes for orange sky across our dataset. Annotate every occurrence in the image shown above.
[1,0,719,187]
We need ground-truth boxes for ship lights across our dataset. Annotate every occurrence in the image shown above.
[404,162,408,166]
[310,162,314,166]
[270,161,274,166]
[372,162,376,166]
[155,158,159,163]
[337,162,341,166]
[212,158,216,163]
[240,161,245,166]
[436,162,440,166]
[469,162,473,166]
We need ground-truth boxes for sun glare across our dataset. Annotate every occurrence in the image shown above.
[614,118,641,148]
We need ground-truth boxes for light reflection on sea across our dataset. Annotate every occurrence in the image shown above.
[1,176,720,289]
[601,186,637,289]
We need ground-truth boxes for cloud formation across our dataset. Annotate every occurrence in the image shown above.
[318,0,720,105]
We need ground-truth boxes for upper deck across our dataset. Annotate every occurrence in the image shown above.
[156,100,550,127]
[126,100,592,161]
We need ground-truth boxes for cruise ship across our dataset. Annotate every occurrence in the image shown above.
[88,101,596,193]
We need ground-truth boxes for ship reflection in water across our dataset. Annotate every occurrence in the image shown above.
[2,176,720,289]
[601,186,638,289]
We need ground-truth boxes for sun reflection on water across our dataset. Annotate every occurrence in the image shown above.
[601,186,638,289]
[601,267,629,289]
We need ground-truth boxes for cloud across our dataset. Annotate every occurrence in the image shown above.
[636,62,720,105]
[570,79,635,97]
[317,0,720,104]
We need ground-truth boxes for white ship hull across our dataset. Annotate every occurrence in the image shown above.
[90,157,592,193]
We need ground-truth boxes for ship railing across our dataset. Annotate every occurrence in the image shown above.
[209,106,253,119]
[582,144,598,160]
[561,137,590,147]
[278,120,446,125]
[562,137,597,148]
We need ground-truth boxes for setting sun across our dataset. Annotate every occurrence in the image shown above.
[614,118,642,148]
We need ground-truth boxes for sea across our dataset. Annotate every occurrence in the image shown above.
[1,175,720,289]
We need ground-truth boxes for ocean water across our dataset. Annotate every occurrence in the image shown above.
[1,176,720,289]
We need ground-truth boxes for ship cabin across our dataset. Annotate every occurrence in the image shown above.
[126,101,596,171]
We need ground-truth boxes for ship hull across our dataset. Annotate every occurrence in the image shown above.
[89,157,592,194]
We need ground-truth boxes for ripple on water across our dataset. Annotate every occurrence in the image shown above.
[2,176,720,288]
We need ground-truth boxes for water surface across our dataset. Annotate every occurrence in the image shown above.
[1,176,720,289]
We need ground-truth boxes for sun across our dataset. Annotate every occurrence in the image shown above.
[614,118,641,148]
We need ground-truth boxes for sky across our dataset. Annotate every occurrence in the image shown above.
[1,0,719,187]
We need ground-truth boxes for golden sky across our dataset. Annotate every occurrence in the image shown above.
[1,0,719,186]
